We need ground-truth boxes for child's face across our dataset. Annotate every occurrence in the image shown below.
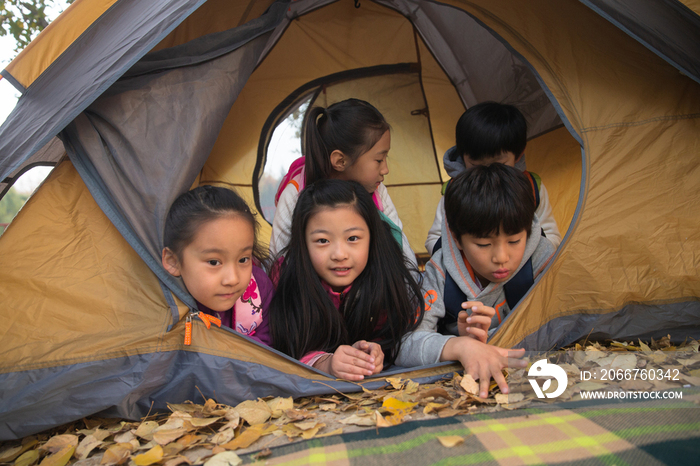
[162,215,254,312]
[455,228,528,286]
[306,205,370,292]
[338,130,390,193]
[462,151,518,169]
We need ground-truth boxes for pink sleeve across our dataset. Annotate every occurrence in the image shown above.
[300,351,328,366]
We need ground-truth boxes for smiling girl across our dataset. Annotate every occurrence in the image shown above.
[268,179,423,380]
[161,186,273,345]
[270,98,416,269]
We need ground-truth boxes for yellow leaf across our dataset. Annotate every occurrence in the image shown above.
[75,434,103,460]
[203,399,218,414]
[14,449,40,466]
[0,446,23,463]
[153,428,187,445]
[100,443,135,466]
[316,428,343,438]
[211,428,235,445]
[437,436,464,447]
[423,402,449,415]
[219,425,264,450]
[40,435,79,453]
[460,374,479,395]
[265,397,293,418]
[232,400,271,426]
[386,377,404,389]
[132,445,164,466]
[405,380,420,394]
[375,411,391,428]
[339,414,375,427]
[134,421,159,440]
[187,417,221,427]
[163,456,190,466]
[293,421,321,431]
[203,451,242,466]
[382,397,417,414]
[38,445,75,466]
[495,393,525,405]
[300,425,324,440]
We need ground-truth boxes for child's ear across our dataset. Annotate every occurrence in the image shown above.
[330,150,348,172]
[162,247,182,277]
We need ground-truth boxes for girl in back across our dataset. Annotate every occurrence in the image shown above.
[269,179,423,380]
[270,98,416,269]
[161,185,273,346]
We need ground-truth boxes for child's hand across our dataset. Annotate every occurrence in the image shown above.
[457,301,495,343]
[442,337,527,398]
[328,344,378,381]
[352,340,384,375]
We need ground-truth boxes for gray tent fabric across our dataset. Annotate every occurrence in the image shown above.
[61,2,289,307]
[581,0,700,85]
[0,0,208,193]
[378,0,562,138]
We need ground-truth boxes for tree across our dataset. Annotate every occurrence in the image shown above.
[1,1,71,51]
[0,186,28,233]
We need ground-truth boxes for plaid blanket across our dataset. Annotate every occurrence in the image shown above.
[243,388,700,465]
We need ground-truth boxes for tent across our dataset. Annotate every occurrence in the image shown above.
[1,0,699,440]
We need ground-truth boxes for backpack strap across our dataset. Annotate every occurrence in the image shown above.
[524,170,541,209]
[432,238,466,334]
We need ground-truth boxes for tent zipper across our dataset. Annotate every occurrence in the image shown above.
[184,311,222,346]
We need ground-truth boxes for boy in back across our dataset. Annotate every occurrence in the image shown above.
[397,164,555,376]
[425,101,561,253]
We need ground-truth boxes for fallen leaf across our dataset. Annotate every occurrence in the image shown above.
[153,428,187,445]
[495,393,524,405]
[423,402,450,415]
[251,448,271,461]
[386,377,404,390]
[375,411,391,428]
[0,446,23,463]
[75,435,103,460]
[319,403,336,411]
[39,445,75,466]
[293,421,321,431]
[181,447,214,465]
[232,400,271,425]
[203,452,241,466]
[266,397,293,418]
[437,408,462,418]
[187,417,221,428]
[316,428,343,438]
[339,414,375,427]
[211,429,235,445]
[575,381,607,391]
[460,374,479,395]
[132,445,163,466]
[382,397,417,414]
[14,449,41,466]
[202,399,219,415]
[40,435,79,453]
[437,436,464,447]
[100,443,134,466]
[113,431,135,444]
[162,456,191,466]
[300,425,324,439]
[417,387,452,401]
[134,422,158,441]
[405,380,420,394]
[639,339,652,352]
[620,380,653,390]
[220,425,265,450]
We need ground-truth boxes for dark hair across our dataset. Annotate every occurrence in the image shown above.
[305,98,390,185]
[445,164,535,239]
[269,179,422,367]
[163,185,267,263]
[454,101,527,162]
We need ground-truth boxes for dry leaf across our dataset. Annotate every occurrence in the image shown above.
[132,445,163,466]
[0,446,23,463]
[100,443,134,466]
[375,411,391,428]
[187,417,221,428]
[339,414,375,427]
[382,397,417,414]
[113,431,135,444]
[300,425,324,440]
[202,452,241,466]
[418,388,452,401]
[423,402,449,415]
[460,374,479,395]
[202,399,219,415]
[134,422,158,440]
[319,403,336,411]
[386,377,404,389]
[437,408,462,418]
[266,397,293,418]
[211,429,235,445]
[162,456,191,466]
[495,393,524,404]
[40,435,79,453]
[14,449,41,466]
[316,428,343,438]
[153,428,187,445]
[220,425,264,450]
[437,436,464,447]
[39,445,75,466]
[251,449,271,461]
[232,400,271,425]
[293,421,321,431]
[75,435,103,460]
[181,447,214,465]
[639,339,652,352]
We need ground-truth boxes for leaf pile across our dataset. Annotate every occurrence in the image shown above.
[0,337,698,464]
